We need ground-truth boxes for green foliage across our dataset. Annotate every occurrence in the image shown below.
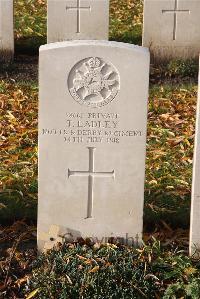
[14,0,46,39]
[14,0,47,52]
[0,81,6,92]
[164,279,200,299]
[166,59,199,78]
[26,241,200,299]
[0,190,37,225]
[145,84,197,227]
[1,80,38,223]
[110,0,143,44]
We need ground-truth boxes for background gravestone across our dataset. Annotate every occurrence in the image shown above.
[0,0,14,62]
[38,40,149,251]
[47,0,109,43]
[190,60,200,257]
[143,0,200,61]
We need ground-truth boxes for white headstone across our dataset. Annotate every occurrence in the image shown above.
[38,41,150,251]
[47,0,109,43]
[0,0,14,62]
[143,0,200,61]
[190,59,200,257]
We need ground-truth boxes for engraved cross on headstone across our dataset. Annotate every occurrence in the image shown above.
[162,0,190,40]
[66,0,91,33]
[68,147,115,219]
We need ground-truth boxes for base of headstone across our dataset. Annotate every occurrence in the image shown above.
[148,45,200,63]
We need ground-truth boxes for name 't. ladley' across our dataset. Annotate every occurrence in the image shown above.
[66,119,118,129]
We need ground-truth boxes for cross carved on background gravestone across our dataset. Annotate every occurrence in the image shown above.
[68,147,115,219]
[162,0,190,40]
[47,0,109,42]
[66,0,91,33]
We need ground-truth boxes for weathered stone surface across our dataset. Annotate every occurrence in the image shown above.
[190,59,200,257]
[47,0,109,43]
[0,0,14,62]
[38,41,150,251]
[143,0,200,61]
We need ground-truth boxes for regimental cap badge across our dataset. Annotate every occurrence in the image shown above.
[68,57,120,108]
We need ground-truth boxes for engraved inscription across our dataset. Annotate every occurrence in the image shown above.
[68,57,120,108]
[66,0,91,34]
[162,0,190,40]
[68,147,115,218]
[42,112,143,144]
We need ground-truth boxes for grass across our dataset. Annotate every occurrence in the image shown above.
[14,0,143,52]
[1,0,198,227]
[14,0,46,53]
[110,0,143,44]
[1,76,198,226]
[26,240,200,299]
[1,0,200,298]
[1,78,38,224]
[0,223,199,299]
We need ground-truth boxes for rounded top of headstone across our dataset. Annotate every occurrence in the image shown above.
[40,40,149,55]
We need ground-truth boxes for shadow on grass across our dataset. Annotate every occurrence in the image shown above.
[14,24,142,56]
[144,192,191,231]
[0,190,37,226]
[0,189,190,231]
[15,37,46,55]
[110,25,142,45]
